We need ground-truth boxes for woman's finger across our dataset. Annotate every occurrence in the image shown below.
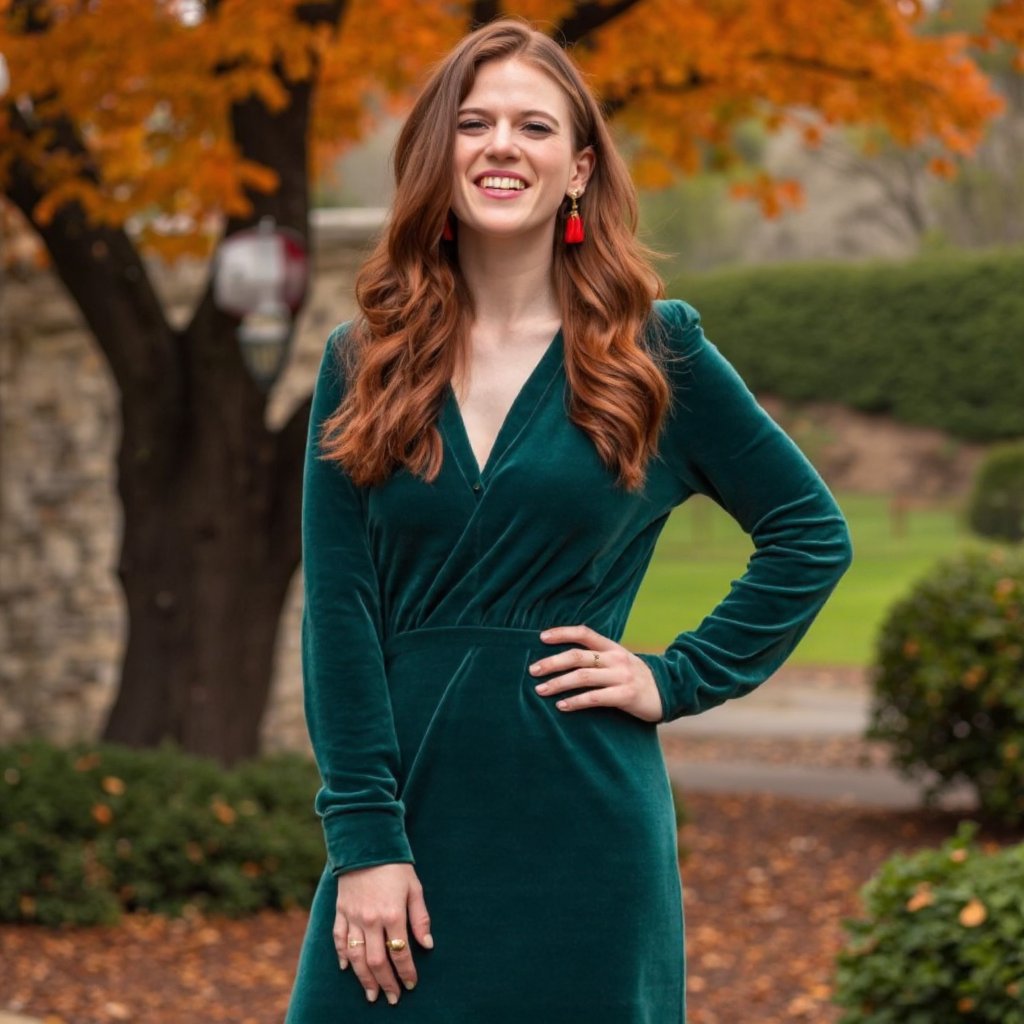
[332,910,350,970]
[344,928,382,1003]
[384,922,418,993]
[539,624,617,649]
[552,683,631,712]
[365,923,403,1005]
[530,645,621,691]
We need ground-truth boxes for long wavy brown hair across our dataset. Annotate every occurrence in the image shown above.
[320,16,677,492]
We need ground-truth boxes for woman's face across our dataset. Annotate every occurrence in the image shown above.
[450,57,594,243]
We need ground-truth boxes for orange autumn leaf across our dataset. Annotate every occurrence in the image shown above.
[210,798,237,825]
[91,803,114,825]
[74,752,102,772]
[959,898,987,927]
[101,775,126,795]
[906,884,935,912]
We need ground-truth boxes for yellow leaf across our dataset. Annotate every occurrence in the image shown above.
[959,898,987,927]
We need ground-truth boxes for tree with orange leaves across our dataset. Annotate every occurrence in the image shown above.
[0,0,1012,762]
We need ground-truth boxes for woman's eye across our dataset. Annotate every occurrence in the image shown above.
[456,120,552,134]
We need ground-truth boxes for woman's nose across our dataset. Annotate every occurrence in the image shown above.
[485,123,520,157]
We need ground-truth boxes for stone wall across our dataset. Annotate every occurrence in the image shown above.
[0,209,387,754]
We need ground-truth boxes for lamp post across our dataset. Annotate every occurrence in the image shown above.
[212,216,310,390]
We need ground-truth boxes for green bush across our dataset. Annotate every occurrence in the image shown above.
[968,440,1024,544]
[834,821,1024,1023]
[0,737,326,925]
[667,246,1024,442]
[866,546,1024,824]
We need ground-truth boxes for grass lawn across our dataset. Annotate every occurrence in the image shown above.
[625,491,998,667]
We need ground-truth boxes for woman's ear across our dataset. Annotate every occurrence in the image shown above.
[571,145,596,194]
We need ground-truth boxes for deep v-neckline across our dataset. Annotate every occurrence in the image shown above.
[442,326,564,489]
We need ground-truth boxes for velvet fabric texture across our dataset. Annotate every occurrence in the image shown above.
[285,299,854,1022]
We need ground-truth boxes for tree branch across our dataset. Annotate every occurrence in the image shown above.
[470,0,500,28]
[555,0,645,46]
[4,106,181,406]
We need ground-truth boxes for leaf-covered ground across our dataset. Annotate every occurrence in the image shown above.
[1,765,1019,1023]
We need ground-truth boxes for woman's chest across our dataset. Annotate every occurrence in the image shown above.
[365,377,679,573]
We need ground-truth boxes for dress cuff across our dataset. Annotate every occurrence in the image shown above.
[322,807,416,878]
[636,651,692,724]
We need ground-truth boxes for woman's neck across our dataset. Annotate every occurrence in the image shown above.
[456,226,561,330]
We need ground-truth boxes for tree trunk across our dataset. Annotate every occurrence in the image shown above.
[100,296,307,766]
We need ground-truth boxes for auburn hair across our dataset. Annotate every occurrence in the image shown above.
[320,16,677,493]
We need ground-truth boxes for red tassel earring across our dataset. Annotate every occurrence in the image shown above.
[564,189,584,245]
[442,212,455,242]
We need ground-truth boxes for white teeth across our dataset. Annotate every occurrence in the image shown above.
[479,176,526,190]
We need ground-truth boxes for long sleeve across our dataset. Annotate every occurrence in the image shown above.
[637,299,854,723]
[300,323,415,877]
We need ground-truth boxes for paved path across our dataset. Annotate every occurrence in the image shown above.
[665,758,976,810]
[659,670,869,739]
[658,669,978,811]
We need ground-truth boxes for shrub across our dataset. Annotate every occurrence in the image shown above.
[0,737,326,925]
[833,821,1024,1023]
[666,246,1024,443]
[968,440,1024,544]
[866,546,1024,824]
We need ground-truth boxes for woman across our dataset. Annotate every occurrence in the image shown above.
[286,16,853,1023]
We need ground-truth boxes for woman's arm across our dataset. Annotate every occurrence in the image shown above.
[301,323,414,877]
[637,299,855,723]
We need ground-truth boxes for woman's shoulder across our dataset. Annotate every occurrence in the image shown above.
[647,298,705,361]
[318,318,360,385]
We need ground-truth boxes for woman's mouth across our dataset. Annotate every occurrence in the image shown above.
[475,175,529,199]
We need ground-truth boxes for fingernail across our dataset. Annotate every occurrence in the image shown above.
[386,992,398,1005]
[529,664,540,674]
[539,631,551,639]
[535,684,548,693]
[366,989,378,1002]
[404,979,416,990]
[424,933,434,948]
[339,958,348,970]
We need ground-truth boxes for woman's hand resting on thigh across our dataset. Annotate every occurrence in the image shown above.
[529,624,666,723]
[334,862,433,1006]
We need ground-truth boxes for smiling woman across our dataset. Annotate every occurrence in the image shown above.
[284,15,853,1024]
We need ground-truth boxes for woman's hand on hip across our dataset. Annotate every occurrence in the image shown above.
[530,624,665,724]
[333,862,433,1006]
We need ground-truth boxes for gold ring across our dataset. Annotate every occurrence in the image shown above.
[386,938,407,952]
[348,937,366,947]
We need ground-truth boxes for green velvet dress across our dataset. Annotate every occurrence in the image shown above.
[284,299,854,1022]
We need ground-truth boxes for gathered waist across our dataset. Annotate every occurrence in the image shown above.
[383,624,576,660]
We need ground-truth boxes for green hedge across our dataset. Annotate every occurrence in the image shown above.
[667,247,1024,442]
[834,821,1024,1023]
[0,738,327,925]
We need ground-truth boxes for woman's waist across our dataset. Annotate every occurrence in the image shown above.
[383,623,581,660]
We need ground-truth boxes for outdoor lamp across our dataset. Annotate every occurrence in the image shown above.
[212,215,309,390]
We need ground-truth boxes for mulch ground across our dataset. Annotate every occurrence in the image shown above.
[2,756,1020,1024]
